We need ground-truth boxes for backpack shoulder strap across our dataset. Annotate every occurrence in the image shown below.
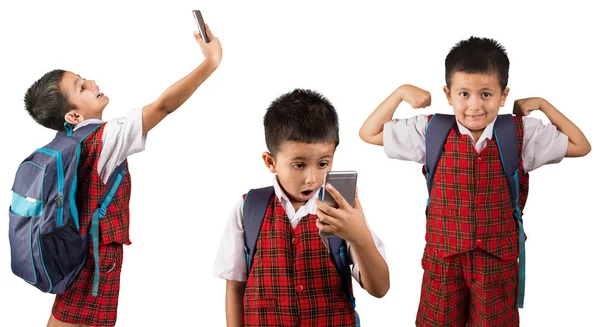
[493,114,520,210]
[493,114,526,308]
[327,236,356,308]
[242,186,275,276]
[65,122,102,141]
[424,114,456,196]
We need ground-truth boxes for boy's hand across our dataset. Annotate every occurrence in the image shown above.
[398,84,432,109]
[513,97,545,116]
[194,24,222,67]
[316,184,370,244]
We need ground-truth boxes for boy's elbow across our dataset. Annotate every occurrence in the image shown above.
[583,143,592,156]
[358,129,368,143]
[370,281,390,298]
[358,129,384,146]
[567,142,592,157]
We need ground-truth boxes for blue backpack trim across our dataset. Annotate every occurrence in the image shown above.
[242,186,359,320]
[9,122,128,296]
[424,114,526,308]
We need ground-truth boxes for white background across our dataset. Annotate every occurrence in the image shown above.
[1,1,599,326]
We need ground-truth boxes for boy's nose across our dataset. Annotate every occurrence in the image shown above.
[305,169,318,185]
[468,97,483,110]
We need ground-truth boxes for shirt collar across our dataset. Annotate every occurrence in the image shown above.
[455,116,497,143]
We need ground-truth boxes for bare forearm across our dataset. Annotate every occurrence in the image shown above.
[359,87,404,145]
[226,280,246,327]
[349,231,389,298]
[156,60,219,113]
[540,98,591,157]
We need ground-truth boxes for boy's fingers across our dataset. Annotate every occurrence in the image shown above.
[325,183,350,209]
[316,218,336,233]
[316,209,336,225]
[205,23,215,38]
[316,198,340,217]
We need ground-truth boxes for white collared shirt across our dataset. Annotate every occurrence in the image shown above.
[73,108,146,183]
[383,114,568,173]
[213,176,387,283]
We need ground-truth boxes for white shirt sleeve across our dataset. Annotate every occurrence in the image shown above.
[213,199,248,282]
[347,220,387,283]
[521,117,569,173]
[383,114,428,164]
[98,107,147,183]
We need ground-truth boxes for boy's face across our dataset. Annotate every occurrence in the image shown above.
[263,141,336,210]
[443,72,509,137]
[60,71,109,123]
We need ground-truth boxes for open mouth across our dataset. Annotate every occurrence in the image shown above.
[300,189,314,200]
[96,90,104,99]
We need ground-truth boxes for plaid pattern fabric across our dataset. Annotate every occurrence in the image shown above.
[52,243,124,326]
[244,195,356,327]
[77,123,132,245]
[425,116,527,260]
[416,116,527,326]
[51,123,132,326]
[416,246,518,327]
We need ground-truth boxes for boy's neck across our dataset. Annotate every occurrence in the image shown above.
[470,130,483,143]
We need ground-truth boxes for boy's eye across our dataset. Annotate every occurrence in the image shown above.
[459,92,469,97]
[319,162,329,168]
[292,163,304,169]
[482,92,491,98]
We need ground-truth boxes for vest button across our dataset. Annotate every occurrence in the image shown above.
[292,237,299,245]
[296,285,304,292]
[475,239,483,247]
[476,157,483,163]
[475,198,482,206]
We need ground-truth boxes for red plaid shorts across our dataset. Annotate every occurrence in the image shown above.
[52,243,124,326]
[416,246,519,327]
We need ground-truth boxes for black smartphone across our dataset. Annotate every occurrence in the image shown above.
[319,171,358,238]
[192,10,210,43]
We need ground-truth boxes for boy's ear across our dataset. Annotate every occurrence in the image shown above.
[262,152,277,174]
[443,86,452,105]
[64,110,84,125]
[499,87,510,107]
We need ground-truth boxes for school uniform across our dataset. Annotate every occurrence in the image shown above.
[52,108,146,326]
[383,114,568,327]
[214,177,387,326]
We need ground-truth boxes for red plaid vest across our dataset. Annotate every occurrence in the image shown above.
[77,123,132,245]
[425,116,527,260]
[243,195,356,327]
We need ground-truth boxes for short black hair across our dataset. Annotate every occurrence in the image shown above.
[24,69,73,131]
[445,36,510,91]
[264,89,339,155]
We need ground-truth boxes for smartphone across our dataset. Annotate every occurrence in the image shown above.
[192,10,210,43]
[319,171,358,238]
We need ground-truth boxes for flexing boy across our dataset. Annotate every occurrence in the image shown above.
[359,36,590,326]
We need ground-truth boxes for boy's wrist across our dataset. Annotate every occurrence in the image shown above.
[395,85,407,101]
[537,97,551,114]
[347,226,373,249]
[202,57,220,70]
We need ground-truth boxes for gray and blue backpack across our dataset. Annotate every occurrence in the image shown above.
[8,123,127,296]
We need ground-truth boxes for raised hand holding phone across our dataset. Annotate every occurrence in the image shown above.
[192,10,210,43]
